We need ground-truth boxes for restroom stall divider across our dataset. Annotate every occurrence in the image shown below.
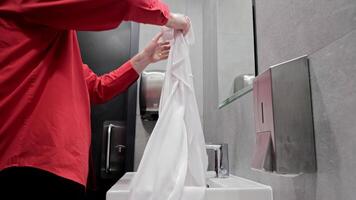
[77,22,139,200]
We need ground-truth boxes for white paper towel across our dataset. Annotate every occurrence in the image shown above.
[128,26,208,200]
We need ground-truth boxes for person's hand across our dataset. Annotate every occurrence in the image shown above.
[131,32,171,73]
[165,13,190,35]
[144,32,170,63]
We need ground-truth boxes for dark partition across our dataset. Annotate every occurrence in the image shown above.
[77,22,139,200]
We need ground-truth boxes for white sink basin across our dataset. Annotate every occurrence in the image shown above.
[106,172,273,200]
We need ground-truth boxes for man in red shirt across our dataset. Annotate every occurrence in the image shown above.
[0,0,190,199]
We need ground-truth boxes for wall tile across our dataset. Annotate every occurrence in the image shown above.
[255,0,356,71]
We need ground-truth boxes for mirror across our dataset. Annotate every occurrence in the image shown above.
[217,0,257,108]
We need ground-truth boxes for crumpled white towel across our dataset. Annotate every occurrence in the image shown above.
[128,26,208,200]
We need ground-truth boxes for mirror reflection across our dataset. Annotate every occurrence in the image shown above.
[217,0,256,106]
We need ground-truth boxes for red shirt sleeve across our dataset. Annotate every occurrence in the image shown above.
[2,0,169,31]
[124,0,170,25]
[83,61,140,104]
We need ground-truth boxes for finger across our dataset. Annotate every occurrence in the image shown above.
[159,41,170,46]
[157,51,169,57]
[160,55,169,60]
[183,16,191,36]
[160,45,171,51]
[152,32,163,42]
[160,50,170,55]
[183,25,189,35]
[156,50,169,60]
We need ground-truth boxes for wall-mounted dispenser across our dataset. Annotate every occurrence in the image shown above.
[101,121,126,178]
[139,70,165,121]
[251,55,316,174]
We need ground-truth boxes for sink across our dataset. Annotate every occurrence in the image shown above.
[106,172,273,200]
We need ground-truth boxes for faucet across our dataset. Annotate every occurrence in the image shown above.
[205,144,229,178]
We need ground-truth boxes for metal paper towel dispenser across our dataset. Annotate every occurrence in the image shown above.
[139,70,165,121]
[251,55,316,174]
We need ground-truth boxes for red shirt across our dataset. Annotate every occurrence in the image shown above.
[0,0,169,186]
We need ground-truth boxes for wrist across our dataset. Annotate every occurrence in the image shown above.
[131,51,151,74]
[165,13,174,28]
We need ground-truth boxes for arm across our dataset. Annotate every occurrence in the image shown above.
[84,32,170,104]
[2,0,170,30]
[124,0,170,26]
[83,61,139,104]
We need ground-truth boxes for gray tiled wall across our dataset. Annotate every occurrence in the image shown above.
[203,0,356,200]
[255,0,356,70]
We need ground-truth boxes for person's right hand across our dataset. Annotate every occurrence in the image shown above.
[165,13,190,35]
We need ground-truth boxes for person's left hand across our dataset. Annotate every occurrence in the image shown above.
[143,32,171,63]
[131,32,171,73]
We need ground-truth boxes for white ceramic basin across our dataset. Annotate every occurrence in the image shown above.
[106,172,273,200]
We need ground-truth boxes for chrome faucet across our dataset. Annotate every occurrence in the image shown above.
[205,143,229,178]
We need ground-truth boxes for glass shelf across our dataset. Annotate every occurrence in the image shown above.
[218,84,253,109]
